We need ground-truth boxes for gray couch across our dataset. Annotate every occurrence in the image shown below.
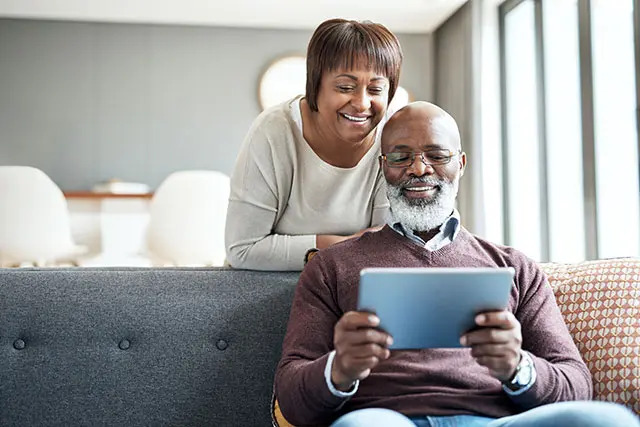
[4,260,639,426]
[0,267,299,426]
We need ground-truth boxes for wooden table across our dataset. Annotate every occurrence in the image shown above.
[64,192,154,265]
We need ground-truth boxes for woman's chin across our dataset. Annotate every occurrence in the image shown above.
[339,127,377,144]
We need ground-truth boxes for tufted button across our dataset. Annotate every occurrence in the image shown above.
[118,339,131,350]
[216,339,228,351]
[13,339,25,350]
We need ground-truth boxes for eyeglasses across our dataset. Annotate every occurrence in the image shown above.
[379,149,462,168]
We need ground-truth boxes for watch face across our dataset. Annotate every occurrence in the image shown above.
[514,364,532,386]
[513,354,533,386]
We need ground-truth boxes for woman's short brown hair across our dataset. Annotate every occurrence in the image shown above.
[305,18,403,112]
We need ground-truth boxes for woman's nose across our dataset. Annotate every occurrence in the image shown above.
[351,89,372,111]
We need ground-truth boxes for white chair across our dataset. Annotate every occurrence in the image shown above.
[0,166,86,267]
[146,170,230,267]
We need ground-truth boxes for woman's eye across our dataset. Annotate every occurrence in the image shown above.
[338,86,354,92]
[369,87,384,95]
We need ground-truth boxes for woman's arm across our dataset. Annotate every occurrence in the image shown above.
[371,167,390,226]
[225,118,316,271]
[225,108,386,270]
[227,190,372,266]
[316,228,383,249]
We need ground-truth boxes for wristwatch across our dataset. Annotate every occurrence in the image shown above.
[304,248,319,265]
[503,350,534,392]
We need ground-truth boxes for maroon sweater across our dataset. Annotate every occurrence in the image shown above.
[274,226,592,426]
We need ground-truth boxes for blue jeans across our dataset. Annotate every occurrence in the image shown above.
[330,401,639,427]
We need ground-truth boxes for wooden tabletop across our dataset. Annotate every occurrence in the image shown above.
[64,191,154,199]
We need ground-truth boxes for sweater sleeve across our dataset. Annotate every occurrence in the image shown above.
[507,257,593,409]
[370,169,390,227]
[224,111,316,271]
[274,255,350,426]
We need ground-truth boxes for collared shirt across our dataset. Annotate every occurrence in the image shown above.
[324,208,536,399]
[389,209,461,251]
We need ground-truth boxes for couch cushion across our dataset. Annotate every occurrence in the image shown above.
[541,258,640,415]
[0,267,299,427]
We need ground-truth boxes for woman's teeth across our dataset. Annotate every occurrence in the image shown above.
[342,113,368,122]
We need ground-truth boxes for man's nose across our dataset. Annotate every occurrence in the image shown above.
[406,154,434,176]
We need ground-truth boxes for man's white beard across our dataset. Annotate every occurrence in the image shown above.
[386,176,458,232]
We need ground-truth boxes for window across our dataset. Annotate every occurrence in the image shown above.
[591,0,640,258]
[500,0,640,261]
[543,0,586,262]
[501,0,544,260]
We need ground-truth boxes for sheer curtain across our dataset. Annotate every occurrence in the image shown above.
[434,1,487,238]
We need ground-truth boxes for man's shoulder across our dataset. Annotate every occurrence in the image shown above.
[465,230,539,267]
[461,232,548,296]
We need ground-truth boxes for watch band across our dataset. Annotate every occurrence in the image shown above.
[503,350,534,391]
[304,248,319,265]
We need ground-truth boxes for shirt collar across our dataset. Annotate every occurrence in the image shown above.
[389,209,461,246]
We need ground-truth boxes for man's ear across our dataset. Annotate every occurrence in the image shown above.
[459,152,467,177]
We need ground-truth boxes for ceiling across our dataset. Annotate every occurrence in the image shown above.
[0,0,467,33]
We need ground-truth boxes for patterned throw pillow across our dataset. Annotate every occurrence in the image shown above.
[540,258,640,415]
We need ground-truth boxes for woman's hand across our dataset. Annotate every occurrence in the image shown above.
[316,226,384,249]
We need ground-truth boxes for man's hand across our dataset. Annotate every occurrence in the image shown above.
[460,310,522,382]
[331,311,393,391]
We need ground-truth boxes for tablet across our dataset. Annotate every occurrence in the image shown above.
[357,267,515,349]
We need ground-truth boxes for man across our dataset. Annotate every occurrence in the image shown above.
[274,102,639,427]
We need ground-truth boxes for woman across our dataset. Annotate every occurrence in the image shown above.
[225,18,404,271]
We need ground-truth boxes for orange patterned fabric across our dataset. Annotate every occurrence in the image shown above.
[540,258,640,415]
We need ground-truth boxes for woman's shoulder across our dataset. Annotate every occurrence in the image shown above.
[238,97,303,171]
[248,97,300,139]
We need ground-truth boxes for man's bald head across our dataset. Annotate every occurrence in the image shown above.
[381,101,461,154]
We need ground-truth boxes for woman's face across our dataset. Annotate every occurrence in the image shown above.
[314,67,390,144]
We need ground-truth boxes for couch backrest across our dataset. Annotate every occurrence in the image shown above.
[0,267,299,426]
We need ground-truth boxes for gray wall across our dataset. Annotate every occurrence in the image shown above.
[0,18,434,190]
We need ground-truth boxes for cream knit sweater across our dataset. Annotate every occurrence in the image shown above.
[225,96,390,271]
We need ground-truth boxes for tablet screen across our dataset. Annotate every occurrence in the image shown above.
[357,267,515,349]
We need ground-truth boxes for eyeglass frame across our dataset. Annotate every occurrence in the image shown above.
[378,149,463,168]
